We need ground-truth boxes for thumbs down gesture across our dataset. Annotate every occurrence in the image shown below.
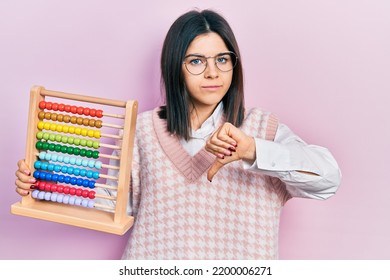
[205,122,256,182]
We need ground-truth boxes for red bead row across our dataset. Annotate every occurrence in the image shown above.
[34,181,96,199]
[38,101,103,118]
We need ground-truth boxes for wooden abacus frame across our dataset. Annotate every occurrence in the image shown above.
[11,85,138,235]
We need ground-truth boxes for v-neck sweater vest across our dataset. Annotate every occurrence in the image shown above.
[121,107,290,259]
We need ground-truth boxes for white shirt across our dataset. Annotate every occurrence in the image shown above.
[180,102,224,156]
[181,103,342,200]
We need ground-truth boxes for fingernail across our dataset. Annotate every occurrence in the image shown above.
[30,185,35,189]
[29,178,36,183]
[208,179,212,183]
[225,151,232,156]
[24,170,30,175]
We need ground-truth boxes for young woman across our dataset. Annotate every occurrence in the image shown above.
[15,9,341,259]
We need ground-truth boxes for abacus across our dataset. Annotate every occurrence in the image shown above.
[11,85,138,235]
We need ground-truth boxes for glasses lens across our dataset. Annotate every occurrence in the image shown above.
[184,56,206,75]
[215,52,237,72]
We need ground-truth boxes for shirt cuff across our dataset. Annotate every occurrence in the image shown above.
[255,138,292,171]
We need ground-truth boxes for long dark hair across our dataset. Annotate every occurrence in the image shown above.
[159,9,245,140]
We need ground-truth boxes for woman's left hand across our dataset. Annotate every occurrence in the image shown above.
[205,122,256,181]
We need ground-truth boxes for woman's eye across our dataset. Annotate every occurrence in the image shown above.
[190,58,203,65]
[217,56,228,64]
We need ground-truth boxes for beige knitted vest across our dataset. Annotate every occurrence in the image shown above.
[121,107,290,259]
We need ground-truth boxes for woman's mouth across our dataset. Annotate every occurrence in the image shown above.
[202,85,222,91]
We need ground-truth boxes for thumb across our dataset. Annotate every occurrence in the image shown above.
[207,160,225,182]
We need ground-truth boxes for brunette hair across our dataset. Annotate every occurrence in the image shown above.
[159,9,244,140]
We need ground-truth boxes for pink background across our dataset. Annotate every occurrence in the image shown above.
[1,0,389,259]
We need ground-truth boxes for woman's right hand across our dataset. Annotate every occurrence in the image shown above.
[15,159,36,196]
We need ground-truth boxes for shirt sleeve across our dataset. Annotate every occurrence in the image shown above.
[244,123,342,200]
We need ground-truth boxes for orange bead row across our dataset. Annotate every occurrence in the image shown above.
[38,111,103,128]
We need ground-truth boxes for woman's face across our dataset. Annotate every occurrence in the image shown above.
[183,32,233,112]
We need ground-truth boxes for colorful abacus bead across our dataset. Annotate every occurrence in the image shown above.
[35,141,99,159]
[36,132,100,149]
[38,152,103,169]
[48,184,96,199]
[37,121,101,139]
[33,170,96,188]
[31,190,95,208]
[38,111,103,128]
[34,161,100,179]
[38,101,103,118]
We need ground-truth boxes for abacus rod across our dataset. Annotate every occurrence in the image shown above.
[34,151,119,161]
[40,88,127,108]
[95,193,116,200]
[101,163,120,170]
[99,174,118,181]
[34,172,117,181]
[37,121,123,140]
[37,110,125,129]
[101,133,122,139]
[100,143,121,150]
[31,189,116,209]
[102,112,125,119]
[102,123,124,129]
[95,182,118,190]
[34,152,120,170]
[99,153,120,160]
[94,203,115,211]
[35,131,121,150]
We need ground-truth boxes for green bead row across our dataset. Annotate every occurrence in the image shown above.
[36,132,100,149]
[36,141,100,159]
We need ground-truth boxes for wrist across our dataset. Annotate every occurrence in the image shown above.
[242,137,256,162]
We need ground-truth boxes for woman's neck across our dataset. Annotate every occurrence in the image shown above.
[190,104,217,131]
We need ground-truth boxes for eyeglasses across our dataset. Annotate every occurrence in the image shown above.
[183,51,238,75]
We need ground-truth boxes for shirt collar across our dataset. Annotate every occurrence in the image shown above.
[190,102,224,139]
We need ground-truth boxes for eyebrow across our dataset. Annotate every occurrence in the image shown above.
[184,52,231,58]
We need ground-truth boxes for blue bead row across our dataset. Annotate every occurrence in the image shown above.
[34,160,100,179]
[33,170,96,188]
